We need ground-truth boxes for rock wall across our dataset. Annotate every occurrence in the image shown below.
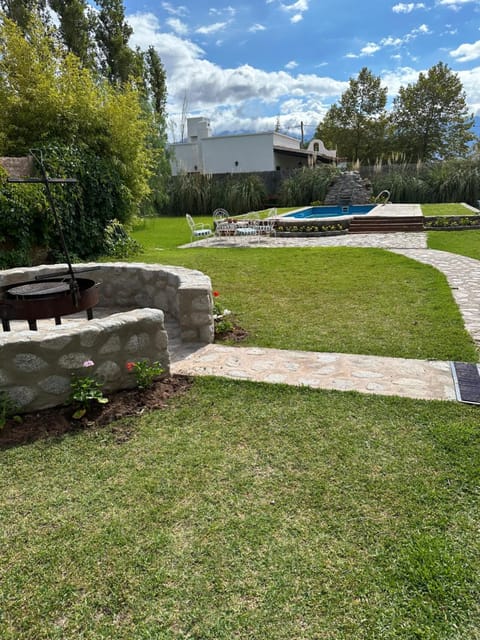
[324,171,372,205]
[0,262,214,412]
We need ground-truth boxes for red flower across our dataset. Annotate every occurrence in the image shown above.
[126,361,135,371]
[213,291,219,297]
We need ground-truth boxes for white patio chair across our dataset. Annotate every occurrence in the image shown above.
[186,214,212,242]
[253,219,276,237]
[213,208,229,225]
[215,220,237,237]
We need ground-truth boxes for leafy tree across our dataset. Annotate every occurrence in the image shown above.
[0,14,159,263]
[144,45,167,118]
[95,0,142,84]
[390,62,475,162]
[315,67,388,163]
[48,0,97,70]
[0,0,46,31]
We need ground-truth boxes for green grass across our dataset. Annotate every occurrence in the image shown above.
[4,214,479,638]
[428,230,480,261]
[131,218,478,362]
[421,203,476,216]
[1,378,480,639]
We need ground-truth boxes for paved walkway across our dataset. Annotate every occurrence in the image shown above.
[171,232,480,403]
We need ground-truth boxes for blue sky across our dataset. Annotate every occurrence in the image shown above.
[119,0,480,141]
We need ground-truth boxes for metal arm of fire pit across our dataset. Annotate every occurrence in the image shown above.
[7,150,81,306]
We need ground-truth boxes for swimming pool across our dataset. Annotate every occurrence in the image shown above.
[282,204,376,219]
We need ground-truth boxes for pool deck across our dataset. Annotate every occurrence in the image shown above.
[369,203,422,216]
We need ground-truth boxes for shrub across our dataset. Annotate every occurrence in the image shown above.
[103,219,143,259]
[278,165,339,206]
[0,167,48,268]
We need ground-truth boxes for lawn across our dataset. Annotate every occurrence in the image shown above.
[421,203,477,216]
[2,215,480,639]
[1,379,480,640]
[132,217,478,362]
[428,230,480,261]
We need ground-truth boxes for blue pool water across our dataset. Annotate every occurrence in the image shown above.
[284,204,376,219]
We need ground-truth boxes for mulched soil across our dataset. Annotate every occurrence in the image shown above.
[215,322,249,343]
[0,376,193,449]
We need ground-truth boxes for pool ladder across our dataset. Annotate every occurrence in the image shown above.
[374,189,391,204]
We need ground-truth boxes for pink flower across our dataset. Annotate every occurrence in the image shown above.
[83,360,95,368]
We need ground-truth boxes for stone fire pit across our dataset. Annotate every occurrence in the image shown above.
[0,262,214,412]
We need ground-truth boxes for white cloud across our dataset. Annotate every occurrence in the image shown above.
[346,23,431,58]
[436,0,477,10]
[281,0,309,10]
[161,2,188,17]
[249,23,267,33]
[285,60,298,69]
[166,18,188,36]
[360,42,382,56]
[280,0,309,22]
[392,3,426,12]
[450,40,480,62]
[457,66,480,115]
[196,22,229,36]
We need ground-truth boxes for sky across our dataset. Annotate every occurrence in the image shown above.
[120,0,480,142]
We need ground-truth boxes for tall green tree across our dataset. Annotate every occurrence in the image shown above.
[48,0,97,70]
[0,0,46,31]
[391,62,475,162]
[144,45,167,118]
[315,67,388,163]
[95,0,141,84]
[0,14,156,212]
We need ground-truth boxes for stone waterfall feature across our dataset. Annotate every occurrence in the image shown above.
[324,171,372,205]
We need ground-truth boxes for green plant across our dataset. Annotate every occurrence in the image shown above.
[279,166,339,206]
[126,360,164,390]
[213,290,234,336]
[103,218,143,259]
[70,360,108,419]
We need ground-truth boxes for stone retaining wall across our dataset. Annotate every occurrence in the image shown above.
[0,262,214,412]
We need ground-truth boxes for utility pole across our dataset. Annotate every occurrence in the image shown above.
[300,121,304,147]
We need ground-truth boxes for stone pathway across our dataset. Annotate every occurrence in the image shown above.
[171,345,456,401]
[181,231,428,250]
[171,232,480,403]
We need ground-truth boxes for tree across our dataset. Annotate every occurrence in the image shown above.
[315,67,388,163]
[391,62,475,162]
[0,14,157,253]
[144,45,167,118]
[48,0,97,70]
[95,0,141,84]
[0,0,46,31]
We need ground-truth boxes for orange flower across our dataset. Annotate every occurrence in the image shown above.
[126,361,135,371]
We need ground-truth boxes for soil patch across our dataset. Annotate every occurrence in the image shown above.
[215,322,248,343]
[1,376,193,449]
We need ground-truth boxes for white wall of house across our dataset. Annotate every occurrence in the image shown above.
[201,133,276,174]
[169,118,336,176]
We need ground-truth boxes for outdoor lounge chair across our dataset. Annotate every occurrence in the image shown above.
[186,214,212,242]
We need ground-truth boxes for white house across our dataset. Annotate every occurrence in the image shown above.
[169,117,336,176]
